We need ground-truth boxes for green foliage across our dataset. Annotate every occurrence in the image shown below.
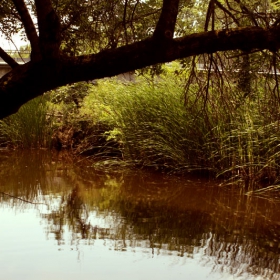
[81,69,212,172]
[77,63,280,189]
[51,82,91,107]
[0,95,55,148]
[50,82,93,131]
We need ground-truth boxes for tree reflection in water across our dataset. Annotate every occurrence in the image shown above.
[0,150,280,279]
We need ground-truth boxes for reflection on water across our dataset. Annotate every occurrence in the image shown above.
[0,150,280,279]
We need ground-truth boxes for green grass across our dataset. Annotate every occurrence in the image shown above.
[82,76,204,171]
[80,69,280,190]
[0,95,55,148]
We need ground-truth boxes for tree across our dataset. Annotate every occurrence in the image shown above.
[0,0,280,119]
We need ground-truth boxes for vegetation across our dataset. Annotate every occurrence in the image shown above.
[1,1,280,190]
[0,95,55,148]
[2,60,280,190]
[78,67,280,190]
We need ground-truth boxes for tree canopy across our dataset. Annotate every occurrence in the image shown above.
[0,0,280,119]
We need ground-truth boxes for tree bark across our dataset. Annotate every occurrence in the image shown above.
[153,0,179,40]
[34,0,61,59]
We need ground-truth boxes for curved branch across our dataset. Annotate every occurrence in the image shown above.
[205,0,240,32]
[12,0,41,61]
[214,0,240,27]
[233,0,259,27]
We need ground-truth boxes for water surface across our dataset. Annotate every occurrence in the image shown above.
[0,150,280,280]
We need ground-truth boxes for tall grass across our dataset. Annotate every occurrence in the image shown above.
[82,76,217,172]
[81,70,280,189]
[0,95,55,148]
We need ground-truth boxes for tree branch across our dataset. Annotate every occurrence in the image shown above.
[214,0,240,27]
[205,0,215,31]
[153,0,179,40]
[64,26,279,83]
[34,0,61,59]
[123,0,129,44]
[0,191,46,205]
[233,0,259,27]
[0,25,280,119]
[11,0,41,61]
[0,47,19,68]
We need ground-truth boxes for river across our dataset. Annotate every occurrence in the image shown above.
[0,150,279,280]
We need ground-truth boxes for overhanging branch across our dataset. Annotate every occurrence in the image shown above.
[0,25,280,119]
[0,47,19,68]
[66,26,280,83]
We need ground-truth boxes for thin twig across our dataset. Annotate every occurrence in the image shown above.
[0,191,47,205]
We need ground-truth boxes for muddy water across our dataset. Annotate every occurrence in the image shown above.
[0,151,280,280]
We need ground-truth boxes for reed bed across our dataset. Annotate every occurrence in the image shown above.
[82,77,205,172]
[81,72,280,190]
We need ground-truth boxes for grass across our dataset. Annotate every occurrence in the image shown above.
[0,95,55,148]
[80,67,280,190]
[82,76,205,171]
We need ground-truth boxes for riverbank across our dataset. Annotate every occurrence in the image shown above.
[0,66,280,191]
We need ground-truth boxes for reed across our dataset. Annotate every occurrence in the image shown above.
[0,95,55,148]
[83,76,214,172]
[81,70,280,189]
[205,98,280,189]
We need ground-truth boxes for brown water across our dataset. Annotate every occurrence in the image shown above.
[0,150,280,280]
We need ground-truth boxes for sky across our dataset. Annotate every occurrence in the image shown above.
[1,33,27,51]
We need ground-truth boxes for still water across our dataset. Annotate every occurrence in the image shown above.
[0,150,280,280]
